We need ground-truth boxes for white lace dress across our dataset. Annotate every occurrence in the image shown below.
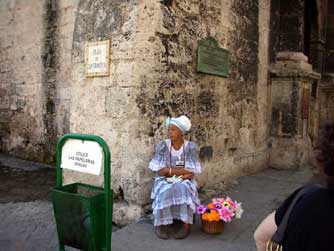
[149,139,201,226]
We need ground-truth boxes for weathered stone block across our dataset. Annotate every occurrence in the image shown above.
[116,62,136,87]
[16,98,26,109]
[271,52,321,79]
[0,121,10,137]
[274,60,313,72]
[271,80,300,137]
[113,202,145,226]
[269,137,311,170]
[57,87,72,100]
[105,87,131,118]
[0,87,7,97]
[276,52,308,62]
[0,36,13,48]
[0,62,11,73]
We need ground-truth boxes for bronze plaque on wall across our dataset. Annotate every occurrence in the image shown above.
[197,37,230,77]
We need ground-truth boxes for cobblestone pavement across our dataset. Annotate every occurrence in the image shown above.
[0,153,319,251]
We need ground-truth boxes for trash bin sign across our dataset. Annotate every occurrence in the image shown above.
[61,139,103,175]
[52,133,112,251]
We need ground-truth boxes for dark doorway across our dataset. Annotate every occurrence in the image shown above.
[269,0,305,63]
[304,0,319,66]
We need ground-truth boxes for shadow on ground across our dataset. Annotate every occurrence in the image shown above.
[0,165,56,203]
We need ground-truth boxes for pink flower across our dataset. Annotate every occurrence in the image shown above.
[226,197,237,210]
[199,197,243,223]
[196,205,207,214]
[220,208,234,222]
[213,198,225,204]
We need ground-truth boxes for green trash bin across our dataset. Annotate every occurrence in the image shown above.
[52,133,113,251]
[52,183,113,251]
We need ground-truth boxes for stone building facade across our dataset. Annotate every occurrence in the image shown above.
[0,0,333,224]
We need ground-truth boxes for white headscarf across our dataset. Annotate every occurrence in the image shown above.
[165,115,191,134]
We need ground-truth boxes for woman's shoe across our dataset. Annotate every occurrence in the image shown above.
[174,223,190,239]
[155,225,169,239]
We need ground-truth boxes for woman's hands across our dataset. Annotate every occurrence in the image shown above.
[158,167,170,177]
[158,167,194,180]
[181,172,194,180]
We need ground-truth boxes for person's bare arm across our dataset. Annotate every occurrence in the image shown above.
[254,211,277,251]
[158,167,194,179]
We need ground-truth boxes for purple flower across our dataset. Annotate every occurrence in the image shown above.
[214,202,222,209]
[196,205,207,214]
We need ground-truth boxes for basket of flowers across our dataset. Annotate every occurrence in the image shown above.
[196,197,243,234]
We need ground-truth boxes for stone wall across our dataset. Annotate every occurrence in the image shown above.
[317,75,334,127]
[64,0,271,224]
[0,0,47,161]
[0,0,80,163]
[0,0,272,224]
[317,0,334,130]
[63,0,150,223]
[309,0,334,143]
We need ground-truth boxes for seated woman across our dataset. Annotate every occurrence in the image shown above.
[149,115,201,239]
